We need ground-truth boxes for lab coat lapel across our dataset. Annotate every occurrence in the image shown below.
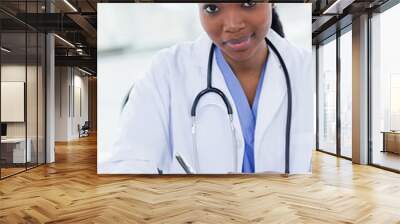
[193,35,245,172]
[254,49,287,160]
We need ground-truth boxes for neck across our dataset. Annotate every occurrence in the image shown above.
[222,40,268,78]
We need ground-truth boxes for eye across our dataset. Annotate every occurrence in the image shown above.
[203,4,219,14]
[242,2,256,8]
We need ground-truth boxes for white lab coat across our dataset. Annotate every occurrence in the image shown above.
[103,30,314,174]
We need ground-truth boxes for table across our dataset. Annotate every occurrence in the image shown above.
[1,138,32,164]
[381,131,400,154]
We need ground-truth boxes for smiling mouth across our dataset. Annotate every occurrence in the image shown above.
[223,33,256,51]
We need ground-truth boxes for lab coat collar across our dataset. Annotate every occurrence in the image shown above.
[253,30,288,162]
[253,49,287,162]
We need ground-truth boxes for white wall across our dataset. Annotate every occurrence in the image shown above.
[72,73,89,138]
[1,65,39,138]
[55,67,68,141]
[275,3,311,51]
[55,67,89,141]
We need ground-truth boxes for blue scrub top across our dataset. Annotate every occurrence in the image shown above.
[215,47,268,173]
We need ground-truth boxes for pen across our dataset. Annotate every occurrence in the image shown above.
[175,153,196,174]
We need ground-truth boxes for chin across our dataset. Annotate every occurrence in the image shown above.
[225,48,257,63]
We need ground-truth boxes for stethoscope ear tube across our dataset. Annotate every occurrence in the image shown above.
[191,43,233,117]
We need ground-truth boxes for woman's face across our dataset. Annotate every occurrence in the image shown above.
[199,3,272,62]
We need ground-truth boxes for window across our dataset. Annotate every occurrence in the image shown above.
[371,3,400,171]
[318,37,337,154]
[0,1,47,179]
[340,30,352,158]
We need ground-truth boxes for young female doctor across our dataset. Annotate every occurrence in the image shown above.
[108,3,314,174]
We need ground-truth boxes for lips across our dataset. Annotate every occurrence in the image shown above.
[227,36,249,44]
[223,33,255,51]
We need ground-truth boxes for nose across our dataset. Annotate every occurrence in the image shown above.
[222,10,245,33]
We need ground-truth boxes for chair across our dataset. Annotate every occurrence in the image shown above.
[79,121,90,138]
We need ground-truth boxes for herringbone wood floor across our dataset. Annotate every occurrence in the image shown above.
[1,134,400,223]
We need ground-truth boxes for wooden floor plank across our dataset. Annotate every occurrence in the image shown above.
[0,134,400,223]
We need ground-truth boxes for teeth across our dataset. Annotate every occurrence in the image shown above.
[225,36,249,45]
[230,37,248,44]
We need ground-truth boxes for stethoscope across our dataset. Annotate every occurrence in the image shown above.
[190,37,292,174]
